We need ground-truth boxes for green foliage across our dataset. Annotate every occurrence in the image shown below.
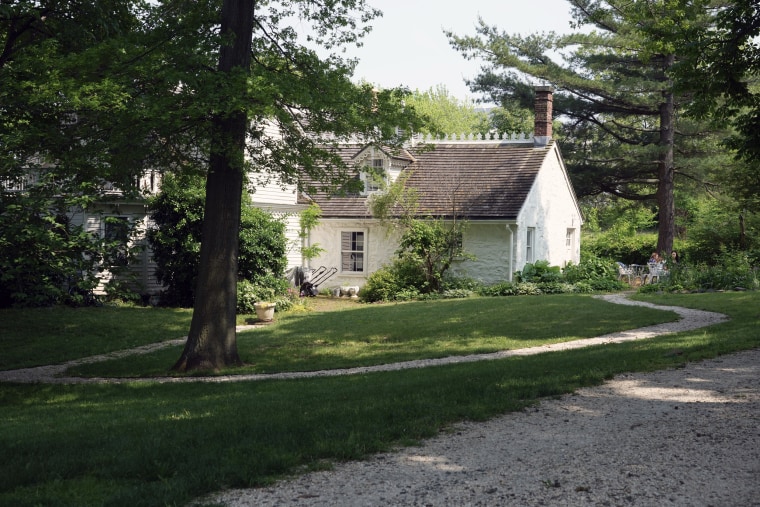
[583,230,659,266]
[405,85,491,136]
[440,288,473,299]
[237,276,298,314]
[360,257,428,303]
[360,267,402,303]
[238,204,288,282]
[447,1,747,254]
[562,255,617,283]
[649,251,760,293]
[368,157,473,298]
[0,179,143,308]
[476,257,624,298]
[684,198,759,265]
[516,260,562,283]
[299,203,326,261]
[672,0,760,208]
[147,173,287,307]
[441,276,482,292]
[587,278,627,292]
[364,255,626,302]
[489,103,534,136]
[396,219,472,293]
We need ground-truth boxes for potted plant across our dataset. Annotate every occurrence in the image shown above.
[253,301,276,322]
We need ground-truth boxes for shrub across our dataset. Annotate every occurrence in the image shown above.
[441,288,472,299]
[588,278,626,292]
[514,282,542,296]
[148,173,287,307]
[635,250,759,293]
[0,187,140,307]
[536,282,575,294]
[360,257,432,302]
[394,287,423,301]
[562,255,617,282]
[441,276,482,292]
[572,281,594,293]
[360,266,403,303]
[395,219,473,293]
[477,282,517,297]
[237,276,296,314]
[516,260,562,282]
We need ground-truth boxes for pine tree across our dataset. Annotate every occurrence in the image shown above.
[448,0,727,255]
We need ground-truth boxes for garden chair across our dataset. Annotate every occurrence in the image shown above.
[617,262,633,284]
[646,262,666,284]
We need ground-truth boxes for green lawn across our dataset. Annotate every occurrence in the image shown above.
[1,292,758,507]
[67,294,676,377]
[0,306,194,370]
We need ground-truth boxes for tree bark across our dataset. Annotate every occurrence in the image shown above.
[173,0,254,371]
[657,53,676,257]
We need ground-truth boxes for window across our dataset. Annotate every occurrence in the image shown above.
[105,216,130,266]
[341,231,365,272]
[526,227,535,263]
[362,158,386,194]
[566,228,575,255]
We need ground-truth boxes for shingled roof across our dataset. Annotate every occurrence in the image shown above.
[301,141,554,220]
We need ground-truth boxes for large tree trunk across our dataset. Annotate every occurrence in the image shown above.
[657,53,676,257]
[173,0,254,372]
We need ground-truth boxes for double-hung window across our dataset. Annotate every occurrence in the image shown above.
[526,227,535,264]
[362,158,385,194]
[341,231,365,273]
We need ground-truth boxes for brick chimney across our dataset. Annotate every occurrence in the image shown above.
[533,85,554,147]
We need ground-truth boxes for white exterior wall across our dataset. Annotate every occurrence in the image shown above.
[515,145,582,270]
[452,222,515,283]
[72,202,163,296]
[307,219,401,290]
[249,173,306,272]
[310,220,515,289]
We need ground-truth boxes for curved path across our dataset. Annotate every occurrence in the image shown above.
[0,293,729,385]
[4,295,758,506]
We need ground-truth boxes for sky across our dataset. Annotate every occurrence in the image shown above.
[340,0,576,103]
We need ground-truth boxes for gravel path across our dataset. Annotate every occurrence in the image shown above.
[2,294,758,506]
[0,294,729,385]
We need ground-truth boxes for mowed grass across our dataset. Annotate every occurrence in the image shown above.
[64,294,678,377]
[0,306,194,370]
[1,291,758,507]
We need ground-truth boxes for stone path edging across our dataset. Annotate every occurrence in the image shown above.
[0,293,729,385]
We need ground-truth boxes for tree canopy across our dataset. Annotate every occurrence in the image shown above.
[2,0,423,368]
[447,0,758,254]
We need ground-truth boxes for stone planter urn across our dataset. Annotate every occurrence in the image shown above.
[253,302,276,322]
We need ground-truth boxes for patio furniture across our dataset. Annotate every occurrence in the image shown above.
[646,262,666,284]
[617,262,633,284]
[629,264,647,286]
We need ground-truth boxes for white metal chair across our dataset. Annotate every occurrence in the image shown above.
[617,262,633,284]
[646,262,666,284]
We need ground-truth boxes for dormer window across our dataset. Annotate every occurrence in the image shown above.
[361,158,386,194]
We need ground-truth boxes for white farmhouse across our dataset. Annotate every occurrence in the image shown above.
[8,86,580,298]
[294,86,583,289]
